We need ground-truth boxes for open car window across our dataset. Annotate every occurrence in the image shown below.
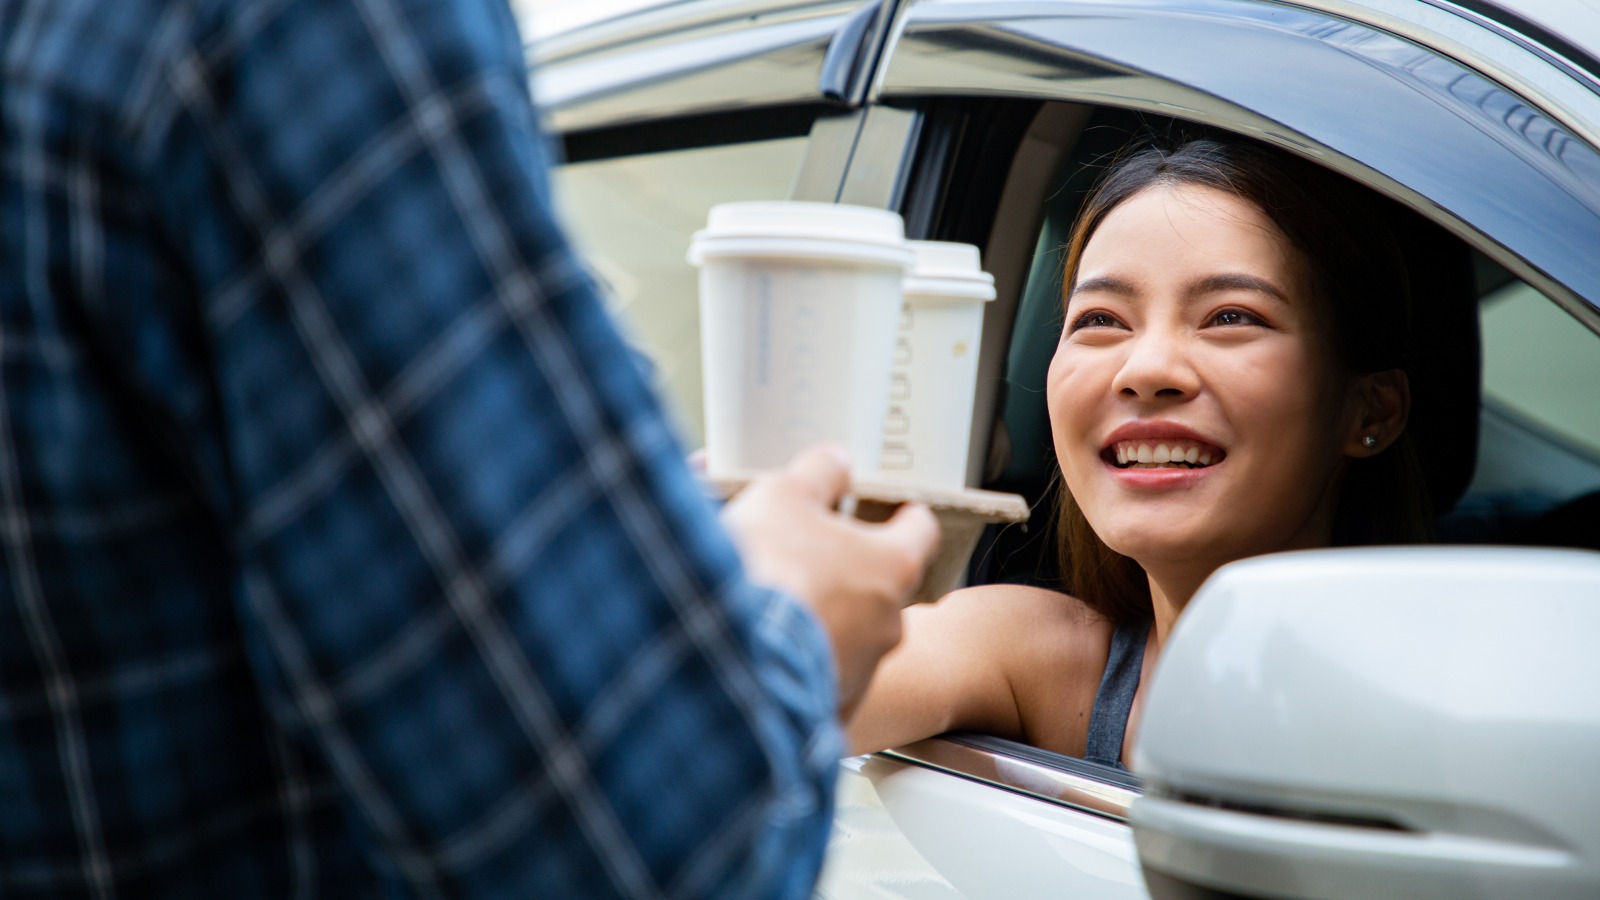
[900,91,1600,785]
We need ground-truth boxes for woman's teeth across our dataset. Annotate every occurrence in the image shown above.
[1112,441,1218,469]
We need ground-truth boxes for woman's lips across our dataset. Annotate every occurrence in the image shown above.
[1095,425,1227,488]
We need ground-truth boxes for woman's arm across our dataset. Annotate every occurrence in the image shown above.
[846,584,1114,756]
[846,585,1058,755]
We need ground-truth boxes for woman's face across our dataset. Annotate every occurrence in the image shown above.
[1048,182,1360,573]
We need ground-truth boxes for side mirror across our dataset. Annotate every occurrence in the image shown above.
[1130,547,1600,900]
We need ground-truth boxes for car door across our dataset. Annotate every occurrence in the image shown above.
[817,1,1600,897]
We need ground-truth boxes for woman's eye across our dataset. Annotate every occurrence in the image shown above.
[1210,309,1263,327]
[1070,311,1122,331]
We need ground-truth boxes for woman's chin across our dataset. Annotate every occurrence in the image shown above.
[1098,529,1234,573]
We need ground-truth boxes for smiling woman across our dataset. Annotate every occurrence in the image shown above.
[1052,139,1428,628]
[845,136,1431,767]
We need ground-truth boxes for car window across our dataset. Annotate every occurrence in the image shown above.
[926,96,1561,772]
[1479,280,1600,456]
[553,135,810,445]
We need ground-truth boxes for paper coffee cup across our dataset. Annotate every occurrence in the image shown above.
[877,241,996,489]
[689,202,913,479]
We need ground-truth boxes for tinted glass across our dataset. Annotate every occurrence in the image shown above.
[554,136,810,444]
[1480,282,1600,456]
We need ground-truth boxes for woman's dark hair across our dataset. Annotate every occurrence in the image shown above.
[1056,136,1432,626]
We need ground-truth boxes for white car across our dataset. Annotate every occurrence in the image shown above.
[524,1,1600,896]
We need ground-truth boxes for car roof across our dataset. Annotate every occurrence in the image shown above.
[518,0,1600,76]
[1457,0,1600,78]
[1484,0,1600,55]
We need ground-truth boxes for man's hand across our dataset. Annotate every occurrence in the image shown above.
[720,445,941,723]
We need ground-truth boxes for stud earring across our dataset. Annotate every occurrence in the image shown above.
[1362,435,1378,449]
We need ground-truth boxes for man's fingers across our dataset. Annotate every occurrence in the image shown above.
[882,502,942,565]
[857,502,941,602]
[779,443,852,508]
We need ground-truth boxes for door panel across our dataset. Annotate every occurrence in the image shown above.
[819,751,1148,899]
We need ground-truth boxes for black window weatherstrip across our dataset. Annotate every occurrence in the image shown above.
[818,0,900,105]
[880,734,1141,822]
[559,103,837,164]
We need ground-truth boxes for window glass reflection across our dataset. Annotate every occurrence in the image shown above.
[554,136,810,444]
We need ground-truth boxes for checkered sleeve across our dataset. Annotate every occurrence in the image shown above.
[152,0,842,895]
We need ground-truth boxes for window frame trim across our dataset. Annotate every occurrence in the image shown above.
[881,734,1141,822]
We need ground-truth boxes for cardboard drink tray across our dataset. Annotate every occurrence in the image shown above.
[708,474,1030,603]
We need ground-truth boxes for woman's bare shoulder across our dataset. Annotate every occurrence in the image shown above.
[935,583,1112,632]
[923,583,1114,669]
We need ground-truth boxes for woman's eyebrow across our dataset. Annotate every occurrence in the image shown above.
[1068,275,1136,300]
[1188,272,1291,304]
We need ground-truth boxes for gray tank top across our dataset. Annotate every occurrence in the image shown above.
[1082,619,1150,770]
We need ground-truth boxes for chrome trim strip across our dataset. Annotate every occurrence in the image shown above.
[882,737,1139,821]
[532,0,851,65]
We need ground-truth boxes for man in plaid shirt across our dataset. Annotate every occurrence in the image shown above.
[0,0,938,896]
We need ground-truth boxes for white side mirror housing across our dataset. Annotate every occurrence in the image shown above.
[1130,547,1600,900]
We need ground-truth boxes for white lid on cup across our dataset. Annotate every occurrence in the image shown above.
[688,201,913,270]
[903,241,997,302]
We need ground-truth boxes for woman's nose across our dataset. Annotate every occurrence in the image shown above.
[1111,329,1200,400]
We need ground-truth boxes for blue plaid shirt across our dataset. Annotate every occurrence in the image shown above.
[0,0,842,896]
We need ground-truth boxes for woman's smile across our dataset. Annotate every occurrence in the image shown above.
[1098,421,1227,488]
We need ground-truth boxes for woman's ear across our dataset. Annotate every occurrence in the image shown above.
[1345,368,1410,456]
